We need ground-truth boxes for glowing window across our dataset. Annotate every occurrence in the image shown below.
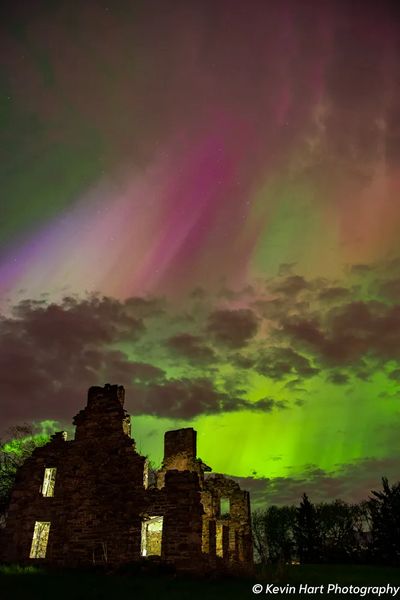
[42,467,57,497]
[220,497,230,516]
[143,460,149,490]
[30,521,51,559]
[141,516,163,557]
[216,522,224,557]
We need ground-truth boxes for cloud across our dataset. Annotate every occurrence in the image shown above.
[207,308,259,348]
[104,352,165,383]
[229,455,400,507]
[0,294,289,428]
[9,295,145,349]
[326,371,350,385]
[254,398,288,411]
[230,353,255,369]
[378,278,400,303]
[277,301,400,367]
[124,296,166,319]
[2,263,400,442]
[272,275,311,297]
[255,347,319,380]
[388,369,400,383]
[129,378,287,419]
[0,295,148,428]
[165,333,216,363]
[317,286,350,303]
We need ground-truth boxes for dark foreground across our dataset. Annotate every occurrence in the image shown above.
[1,564,400,600]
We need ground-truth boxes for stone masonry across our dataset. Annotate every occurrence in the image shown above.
[1,384,253,572]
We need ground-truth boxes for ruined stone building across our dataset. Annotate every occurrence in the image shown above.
[1,384,253,571]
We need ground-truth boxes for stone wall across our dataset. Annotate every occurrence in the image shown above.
[202,474,254,566]
[1,384,253,572]
[1,385,147,566]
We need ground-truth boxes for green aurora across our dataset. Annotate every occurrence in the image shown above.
[1,1,400,506]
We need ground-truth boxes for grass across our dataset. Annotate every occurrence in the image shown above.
[0,564,43,575]
[1,564,400,600]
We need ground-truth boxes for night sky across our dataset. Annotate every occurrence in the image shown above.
[1,0,400,507]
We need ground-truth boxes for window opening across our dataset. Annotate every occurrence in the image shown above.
[141,516,163,557]
[30,521,51,559]
[216,522,224,557]
[143,460,149,490]
[42,467,57,497]
[220,497,230,517]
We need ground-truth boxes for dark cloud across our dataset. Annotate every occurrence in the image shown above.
[104,353,165,383]
[252,298,281,319]
[278,301,400,367]
[261,272,370,322]
[254,398,288,411]
[230,353,255,369]
[0,295,149,428]
[207,308,258,348]
[0,295,289,428]
[253,296,310,321]
[165,333,216,364]
[318,286,350,303]
[294,398,306,406]
[326,371,349,385]
[388,369,400,383]
[353,361,372,381]
[255,347,319,380]
[2,263,400,433]
[129,378,286,419]
[284,379,307,393]
[272,275,311,297]
[251,266,400,383]
[378,278,400,303]
[124,296,166,319]
[9,295,145,349]
[229,455,400,507]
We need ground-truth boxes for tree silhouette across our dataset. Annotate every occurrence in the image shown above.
[252,479,400,566]
[0,425,50,524]
[295,493,322,563]
[368,477,400,565]
[318,500,365,563]
[253,505,296,564]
